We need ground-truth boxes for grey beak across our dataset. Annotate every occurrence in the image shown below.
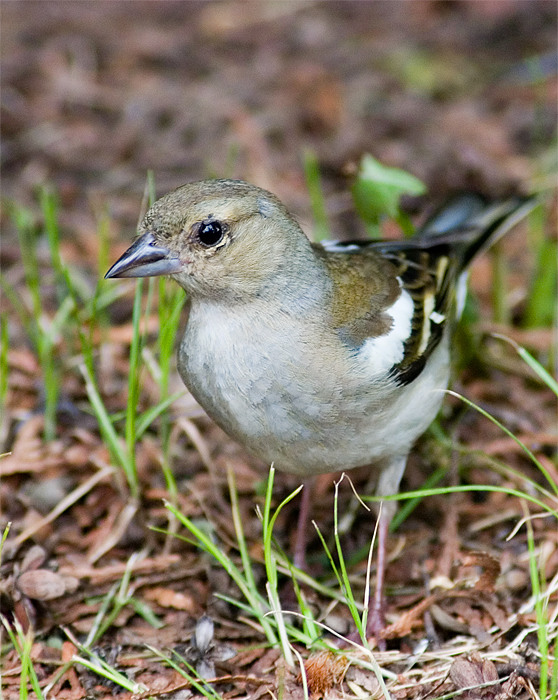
[105,233,182,279]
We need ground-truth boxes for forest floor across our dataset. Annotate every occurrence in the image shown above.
[1,2,557,698]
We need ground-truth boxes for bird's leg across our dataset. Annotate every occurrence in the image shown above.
[365,455,407,642]
[293,477,314,570]
[366,501,393,640]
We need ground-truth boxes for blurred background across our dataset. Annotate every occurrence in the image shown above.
[2,0,556,238]
[1,3,556,697]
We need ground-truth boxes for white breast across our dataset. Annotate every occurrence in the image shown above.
[178,297,450,477]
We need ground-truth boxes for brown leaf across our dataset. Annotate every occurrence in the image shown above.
[143,586,197,612]
[450,653,499,697]
[0,416,65,476]
[17,569,67,600]
[430,603,470,634]
[461,551,501,593]
[383,592,441,638]
[299,651,349,698]
[43,641,86,700]
[20,544,47,572]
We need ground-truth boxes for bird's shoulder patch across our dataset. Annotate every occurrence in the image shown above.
[315,245,401,347]
[317,239,457,385]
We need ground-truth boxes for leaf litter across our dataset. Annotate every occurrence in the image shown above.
[1,2,556,698]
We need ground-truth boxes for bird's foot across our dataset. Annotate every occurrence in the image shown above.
[365,601,387,651]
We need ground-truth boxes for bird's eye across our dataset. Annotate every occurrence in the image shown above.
[197,220,225,247]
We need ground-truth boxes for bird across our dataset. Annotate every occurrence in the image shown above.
[105,178,533,640]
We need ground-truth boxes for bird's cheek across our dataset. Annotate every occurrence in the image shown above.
[174,250,197,269]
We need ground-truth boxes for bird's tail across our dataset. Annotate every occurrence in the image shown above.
[417,193,537,269]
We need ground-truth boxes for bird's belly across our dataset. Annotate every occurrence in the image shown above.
[179,314,450,476]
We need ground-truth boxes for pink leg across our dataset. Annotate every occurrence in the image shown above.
[365,455,407,644]
[366,504,391,642]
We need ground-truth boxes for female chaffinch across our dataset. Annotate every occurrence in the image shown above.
[106,179,533,640]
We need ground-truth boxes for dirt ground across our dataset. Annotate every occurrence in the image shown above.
[1,2,557,699]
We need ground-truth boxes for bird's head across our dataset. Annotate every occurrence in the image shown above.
[105,179,313,302]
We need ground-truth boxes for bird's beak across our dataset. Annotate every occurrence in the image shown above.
[105,233,183,279]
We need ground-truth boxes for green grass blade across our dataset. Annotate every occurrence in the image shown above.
[332,478,367,641]
[446,389,558,495]
[1,616,44,699]
[525,510,549,700]
[164,500,278,644]
[364,484,556,516]
[524,201,557,328]
[135,391,185,438]
[147,645,223,698]
[123,279,146,496]
[492,333,558,395]
[303,149,330,241]
[390,465,447,531]
[227,466,260,599]
[0,314,9,412]
[71,654,145,693]
[78,362,133,478]
[155,280,185,499]
[516,343,558,395]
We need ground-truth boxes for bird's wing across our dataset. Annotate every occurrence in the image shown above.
[318,195,534,385]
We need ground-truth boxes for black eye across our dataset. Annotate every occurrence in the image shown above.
[198,220,225,247]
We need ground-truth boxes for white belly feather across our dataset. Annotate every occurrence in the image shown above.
[179,298,450,476]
